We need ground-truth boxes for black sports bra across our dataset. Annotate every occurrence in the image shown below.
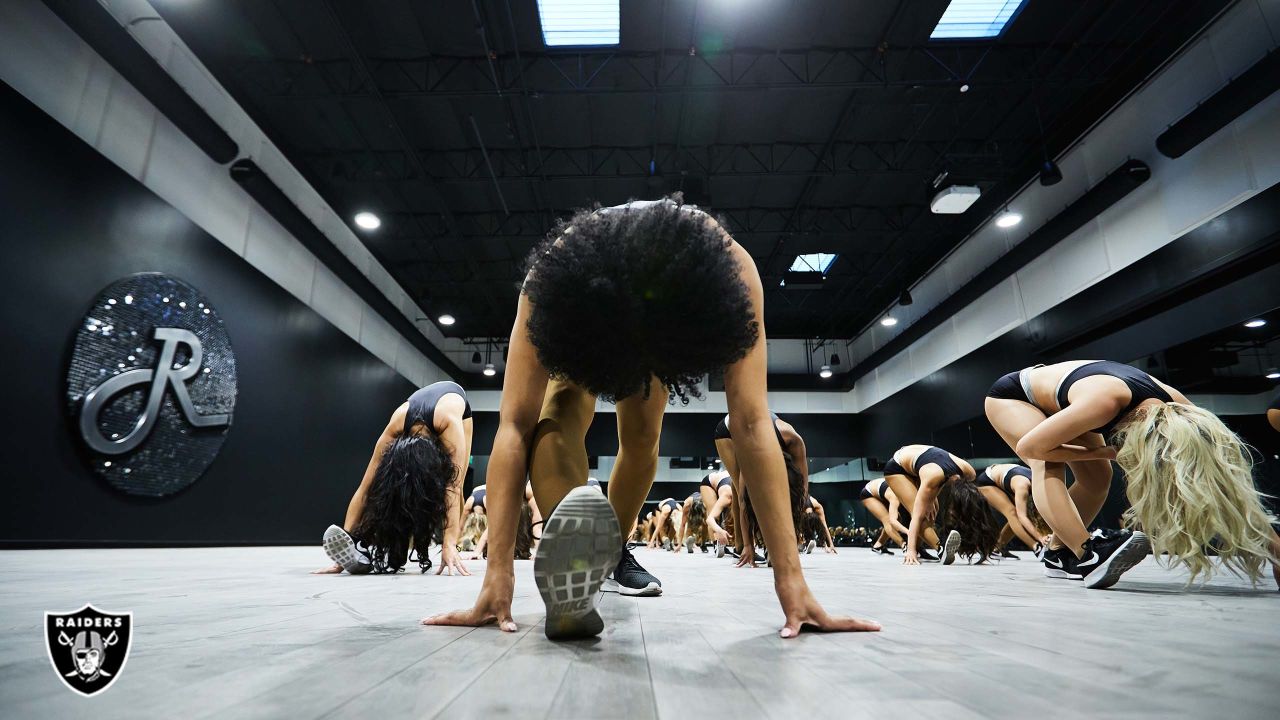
[405,381,472,435]
[1056,361,1171,436]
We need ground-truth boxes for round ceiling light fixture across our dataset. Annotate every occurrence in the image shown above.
[353,211,381,230]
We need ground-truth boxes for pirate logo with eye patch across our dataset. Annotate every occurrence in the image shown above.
[44,605,133,696]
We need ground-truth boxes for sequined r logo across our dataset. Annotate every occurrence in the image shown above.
[79,328,230,455]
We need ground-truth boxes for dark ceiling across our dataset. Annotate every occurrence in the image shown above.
[1134,308,1280,396]
[156,0,1230,341]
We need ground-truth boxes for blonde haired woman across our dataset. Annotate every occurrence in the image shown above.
[985,360,1280,589]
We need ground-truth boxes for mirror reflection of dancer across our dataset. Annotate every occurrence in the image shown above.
[986,360,1280,589]
[315,381,473,576]
[976,464,1051,558]
[425,196,879,639]
[883,445,998,566]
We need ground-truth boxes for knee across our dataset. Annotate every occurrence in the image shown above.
[542,384,594,427]
[619,421,662,456]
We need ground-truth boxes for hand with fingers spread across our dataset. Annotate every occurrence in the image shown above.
[709,523,730,546]
[311,563,343,574]
[775,577,880,638]
[902,549,920,566]
[436,546,471,576]
[422,572,516,632]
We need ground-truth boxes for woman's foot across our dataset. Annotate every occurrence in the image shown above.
[941,530,961,565]
[533,487,621,639]
[322,525,372,574]
[603,546,662,596]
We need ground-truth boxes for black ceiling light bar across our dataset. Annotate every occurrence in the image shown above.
[1156,48,1280,159]
[229,159,465,379]
[42,0,238,164]
[847,158,1151,386]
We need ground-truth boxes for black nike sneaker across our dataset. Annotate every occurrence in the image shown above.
[323,525,373,575]
[999,548,1019,560]
[603,545,662,596]
[1077,529,1151,589]
[1041,545,1077,579]
[871,544,894,556]
[918,547,939,562]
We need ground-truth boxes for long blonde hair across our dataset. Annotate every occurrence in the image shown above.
[458,512,487,551]
[1115,403,1275,583]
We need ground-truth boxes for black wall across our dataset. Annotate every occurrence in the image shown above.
[1,84,418,545]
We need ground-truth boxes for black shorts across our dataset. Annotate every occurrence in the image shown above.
[987,370,1028,402]
[975,471,998,489]
[883,458,908,477]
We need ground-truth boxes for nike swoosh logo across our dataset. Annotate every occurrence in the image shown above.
[1077,551,1100,567]
[1045,558,1064,569]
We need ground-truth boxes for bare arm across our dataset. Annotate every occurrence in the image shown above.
[1016,396,1123,462]
[780,423,810,487]
[437,418,470,550]
[423,292,548,631]
[1012,485,1046,545]
[815,505,835,551]
[343,415,401,531]
[906,475,944,557]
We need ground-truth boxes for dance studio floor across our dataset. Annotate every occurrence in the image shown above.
[1,545,1277,719]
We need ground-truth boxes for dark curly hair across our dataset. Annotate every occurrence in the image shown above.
[937,479,1001,563]
[522,195,759,404]
[741,453,809,550]
[352,433,455,573]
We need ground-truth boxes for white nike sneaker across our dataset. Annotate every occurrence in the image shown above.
[322,525,373,574]
[941,530,961,565]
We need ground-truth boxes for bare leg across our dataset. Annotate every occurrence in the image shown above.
[861,498,905,546]
[608,382,667,539]
[883,474,941,549]
[979,486,1040,550]
[528,379,596,518]
[987,397,1090,557]
[1066,457,1113,527]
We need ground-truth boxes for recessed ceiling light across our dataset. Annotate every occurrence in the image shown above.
[354,211,381,230]
[1244,319,1266,328]
[818,365,833,379]
[996,211,1023,228]
[483,363,497,377]
[437,314,456,326]
[880,316,898,327]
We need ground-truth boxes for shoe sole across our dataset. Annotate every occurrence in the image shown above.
[941,530,961,566]
[1043,567,1080,580]
[715,543,726,559]
[533,488,621,639]
[684,537,695,554]
[805,540,816,555]
[322,525,372,574]
[1084,531,1150,590]
[602,577,662,597]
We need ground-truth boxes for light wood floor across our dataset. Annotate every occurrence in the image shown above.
[1,545,1277,719]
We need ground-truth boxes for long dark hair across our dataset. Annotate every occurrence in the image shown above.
[799,511,825,543]
[937,479,1001,563]
[483,501,536,560]
[741,453,808,550]
[352,433,455,573]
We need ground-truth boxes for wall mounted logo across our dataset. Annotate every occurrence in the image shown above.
[44,605,133,697]
[66,274,236,496]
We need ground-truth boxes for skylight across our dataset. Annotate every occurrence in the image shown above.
[536,0,620,47]
[929,0,1027,40]
[789,253,838,273]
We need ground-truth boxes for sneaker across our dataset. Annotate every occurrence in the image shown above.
[871,544,894,556]
[662,538,673,552]
[804,539,817,554]
[999,548,1019,560]
[1033,543,1046,561]
[684,535,695,554]
[725,546,740,559]
[322,525,373,574]
[533,487,621,640]
[1079,530,1151,589]
[1041,546,1078,579]
[716,541,727,559]
[941,530,961,565]
[603,545,663,596]
[918,548,939,562]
